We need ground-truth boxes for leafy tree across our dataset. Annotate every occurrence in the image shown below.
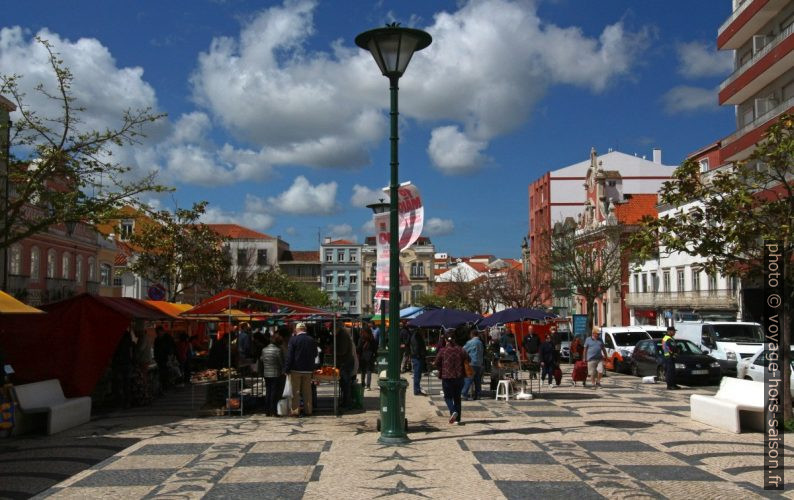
[550,219,624,331]
[629,114,793,418]
[497,267,544,309]
[417,267,480,312]
[128,202,232,302]
[0,37,167,250]
[252,269,330,308]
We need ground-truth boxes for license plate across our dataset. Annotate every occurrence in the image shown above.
[691,369,708,375]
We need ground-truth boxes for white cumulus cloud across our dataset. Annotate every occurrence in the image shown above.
[327,223,354,240]
[200,203,276,232]
[423,217,455,236]
[427,126,488,175]
[351,184,389,207]
[267,175,338,215]
[662,85,717,114]
[676,41,733,79]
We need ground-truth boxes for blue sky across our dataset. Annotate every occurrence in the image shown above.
[4,0,736,258]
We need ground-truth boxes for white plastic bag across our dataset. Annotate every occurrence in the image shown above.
[277,398,290,416]
[642,375,656,384]
[282,376,293,398]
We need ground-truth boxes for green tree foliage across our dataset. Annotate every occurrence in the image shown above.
[0,37,167,250]
[252,269,330,308]
[629,114,793,417]
[128,202,232,302]
[550,219,624,331]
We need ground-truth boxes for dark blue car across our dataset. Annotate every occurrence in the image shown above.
[630,338,722,386]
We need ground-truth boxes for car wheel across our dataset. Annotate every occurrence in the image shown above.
[744,377,753,381]
[631,363,639,377]
[656,365,665,382]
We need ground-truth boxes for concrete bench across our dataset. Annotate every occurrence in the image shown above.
[690,377,764,433]
[13,379,91,435]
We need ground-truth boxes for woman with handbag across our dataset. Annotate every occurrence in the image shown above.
[357,327,376,390]
[434,334,470,425]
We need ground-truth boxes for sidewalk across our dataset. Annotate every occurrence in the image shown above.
[2,370,791,499]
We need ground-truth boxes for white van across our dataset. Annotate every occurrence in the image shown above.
[599,326,653,373]
[673,321,763,376]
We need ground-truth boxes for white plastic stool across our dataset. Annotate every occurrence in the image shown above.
[495,380,512,401]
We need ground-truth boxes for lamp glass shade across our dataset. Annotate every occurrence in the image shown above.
[356,27,432,78]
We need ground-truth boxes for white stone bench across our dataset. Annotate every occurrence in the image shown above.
[13,379,91,435]
[690,377,764,433]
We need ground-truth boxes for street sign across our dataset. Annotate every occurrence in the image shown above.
[572,314,588,336]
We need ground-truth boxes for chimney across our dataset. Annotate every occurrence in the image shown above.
[652,148,662,164]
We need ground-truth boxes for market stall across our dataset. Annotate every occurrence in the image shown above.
[180,289,341,415]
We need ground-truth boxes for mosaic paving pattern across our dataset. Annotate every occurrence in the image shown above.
[39,440,330,499]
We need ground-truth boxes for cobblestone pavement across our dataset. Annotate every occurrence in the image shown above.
[2,369,792,499]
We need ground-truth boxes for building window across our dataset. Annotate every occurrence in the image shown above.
[411,262,425,277]
[692,270,701,291]
[30,247,40,283]
[349,275,357,285]
[325,250,333,262]
[662,271,671,293]
[641,274,648,293]
[350,299,357,308]
[337,250,345,262]
[47,249,57,278]
[237,249,248,266]
[62,252,71,279]
[257,249,268,266]
[650,272,658,292]
[113,275,123,287]
[632,274,639,293]
[350,252,357,262]
[119,219,134,241]
[698,158,709,173]
[708,273,718,295]
[677,269,684,292]
[76,256,83,283]
[370,262,376,278]
[100,264,112,286]
[88,257,96,282]
[337,275,346,286]
[411,285,424,304]
[325,273,333,284]
[9,244,21,275]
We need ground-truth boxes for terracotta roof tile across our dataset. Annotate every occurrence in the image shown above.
[615,194,658,224]
[327,239,355,245]
[467,262,489,272]
[208,224,273,239]
[281,250,319,262]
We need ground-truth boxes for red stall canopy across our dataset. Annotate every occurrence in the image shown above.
[181,288,332,318]
[0,294,169,397]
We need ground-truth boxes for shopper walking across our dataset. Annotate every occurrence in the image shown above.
[435,334,469,425]
[334,327,355,410]
[284,322,317,416]
[461,330,484,400]
[409,327,428,396]
[583,327,608,388]
[357,327,376,390]
[153,326,175,395]
[539,333,556,387]
[260,330,286,416]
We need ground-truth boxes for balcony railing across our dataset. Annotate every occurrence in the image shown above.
[722,95,794,146]
[86,281,100,295]
[719,23,794,92]
[7,274,29,292]
[626,290,739,309]
[718,0,752,34]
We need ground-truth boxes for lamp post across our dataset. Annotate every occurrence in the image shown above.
[356,24,431,444]
[366,199,390,374]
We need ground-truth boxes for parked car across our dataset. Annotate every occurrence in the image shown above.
[737,347,794,397]
[558,329,573,362]
[600,326,652,373]
[630,338,722,385]
[674,321,763,376]
[640,326,667,340]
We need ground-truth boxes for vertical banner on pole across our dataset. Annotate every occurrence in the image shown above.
[375,212,391,292]
[397,184,424,251]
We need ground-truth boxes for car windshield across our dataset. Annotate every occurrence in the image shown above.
[711,324,763,342]
[654,339,703,355]
[613,331,650,346]
[558,331,572,341]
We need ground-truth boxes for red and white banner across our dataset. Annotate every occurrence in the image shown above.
[397,184,423,251]
[375,212,391,291]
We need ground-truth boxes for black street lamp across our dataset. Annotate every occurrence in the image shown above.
[356,24,431,445]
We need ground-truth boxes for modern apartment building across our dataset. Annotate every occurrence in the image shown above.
[279,250,321,288]
[717,0,794,165]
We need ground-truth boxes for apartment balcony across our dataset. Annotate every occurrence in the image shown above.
[719,95,794,162]
[7,274,29,294]
[44,277,77,303]
[86,281,100,295]
[719,24,794,105]
[626,290,739,310]
[409,273,429,281]
[718,0,788,50]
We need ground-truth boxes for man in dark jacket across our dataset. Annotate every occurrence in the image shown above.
[435,335,469,425]
[260,331,285,416]
[409,328,427,396]
[284,322,318,416]
[334,327,355,410]
[153,326,175,395]
[539,334,556,387]
[522,326,540,363]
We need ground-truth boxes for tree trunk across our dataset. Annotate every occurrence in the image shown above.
[783,299,792,420]
[585,297,595,333]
